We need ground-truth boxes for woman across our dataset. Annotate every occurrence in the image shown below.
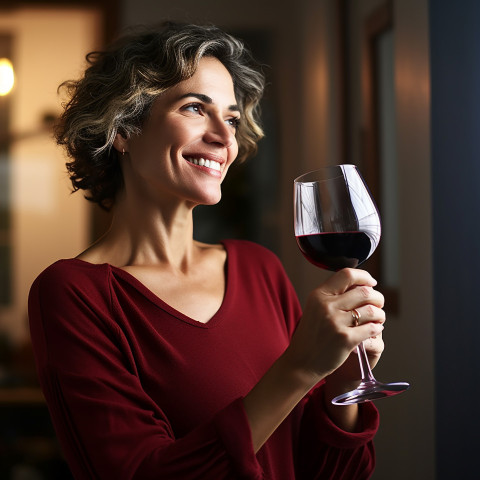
[28,23,386,479]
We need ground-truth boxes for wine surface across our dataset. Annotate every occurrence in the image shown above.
[295,231,372,271]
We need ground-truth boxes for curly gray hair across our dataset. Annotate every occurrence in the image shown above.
[56,22,265,210]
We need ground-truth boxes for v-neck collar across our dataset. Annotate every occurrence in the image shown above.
[70,240,233,329]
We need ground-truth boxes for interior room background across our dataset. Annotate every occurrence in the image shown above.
[0,0,477,479]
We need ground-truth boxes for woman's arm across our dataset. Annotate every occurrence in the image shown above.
[29,262,264,480]
[243,268,385,452]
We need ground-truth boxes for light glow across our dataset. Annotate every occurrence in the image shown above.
[0,58,14,96]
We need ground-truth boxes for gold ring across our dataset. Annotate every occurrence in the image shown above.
[351,309,361,326]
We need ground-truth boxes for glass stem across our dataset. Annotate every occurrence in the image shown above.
[357,341,375,383]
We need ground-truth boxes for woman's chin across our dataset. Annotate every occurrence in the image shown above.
[197,188,223,206]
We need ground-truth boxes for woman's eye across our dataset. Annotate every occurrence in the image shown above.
[183,103,203,114]
[227,117,241,129]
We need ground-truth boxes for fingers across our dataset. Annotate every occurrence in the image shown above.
[320,268,377,295]
[294,268,386,378]
[345,292,385,347]
[341,282,385,320]
[363,332,384,355]
[349,302,385,326]
[350,321,385,346]
[348,302,385,359]
[358,330,385,371]
[314,268,385,329]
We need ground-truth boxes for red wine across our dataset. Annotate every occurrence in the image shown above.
[296,232,372,271]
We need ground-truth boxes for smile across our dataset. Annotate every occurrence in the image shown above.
[185,157,221,172]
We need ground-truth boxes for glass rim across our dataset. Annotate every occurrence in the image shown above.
[294,164,358,184]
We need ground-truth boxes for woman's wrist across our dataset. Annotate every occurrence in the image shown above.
[243,350,322,452]
[322,380,360,432]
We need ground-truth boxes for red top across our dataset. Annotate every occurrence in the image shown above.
[28,239,378,479]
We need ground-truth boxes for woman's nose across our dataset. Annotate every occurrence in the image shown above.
[203,117,235,148]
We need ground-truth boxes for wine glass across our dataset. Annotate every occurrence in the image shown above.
[294,164,409,405]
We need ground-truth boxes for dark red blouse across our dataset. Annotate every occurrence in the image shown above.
[28,239,378,479]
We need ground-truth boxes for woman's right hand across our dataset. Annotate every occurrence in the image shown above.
[244,268,385,451]
[284,268,385,386]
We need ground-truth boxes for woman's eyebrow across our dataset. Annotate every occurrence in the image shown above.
[179,92,240,112]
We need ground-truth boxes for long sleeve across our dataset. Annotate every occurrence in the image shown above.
[295,383,378,479]
[28,261,263,480]
[28,240,379,480]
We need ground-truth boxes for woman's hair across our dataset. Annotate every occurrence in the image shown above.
[56,22,266,210]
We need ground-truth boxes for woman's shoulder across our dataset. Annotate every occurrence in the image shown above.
[30,258,111,297]
[222,239,285,272]
[223,238,279,257]
[28,259,116,332]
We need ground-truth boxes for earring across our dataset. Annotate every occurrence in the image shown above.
[122,148,125,155]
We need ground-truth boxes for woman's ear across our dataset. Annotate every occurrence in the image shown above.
[113,133,129,155]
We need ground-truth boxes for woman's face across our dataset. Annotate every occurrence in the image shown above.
[119,56,240,208]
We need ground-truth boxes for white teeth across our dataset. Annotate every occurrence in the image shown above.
[210,160,221,171]
[187,157,221,171]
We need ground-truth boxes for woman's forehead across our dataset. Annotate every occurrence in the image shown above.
[158,57,238,108]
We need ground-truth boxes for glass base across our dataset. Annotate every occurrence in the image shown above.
[331,380,410,405]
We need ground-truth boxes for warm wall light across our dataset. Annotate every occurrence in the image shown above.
[0,58,14,96]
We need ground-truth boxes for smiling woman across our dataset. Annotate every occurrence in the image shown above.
[28,22,384,480]
[56,23,264,212]
[113,57,240,209]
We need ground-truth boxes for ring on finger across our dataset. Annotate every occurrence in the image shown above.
[351,308,361,327]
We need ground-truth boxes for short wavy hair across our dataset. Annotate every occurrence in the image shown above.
[55,22,266,210]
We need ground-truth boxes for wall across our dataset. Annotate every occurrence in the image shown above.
[342,1,434,478]
[377,0,434,477]
[0,8,101,345]
[430,1,480,478]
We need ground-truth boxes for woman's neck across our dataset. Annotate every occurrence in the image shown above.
[78,194,198,270]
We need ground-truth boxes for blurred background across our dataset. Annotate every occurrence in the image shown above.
[0,0,478,479]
